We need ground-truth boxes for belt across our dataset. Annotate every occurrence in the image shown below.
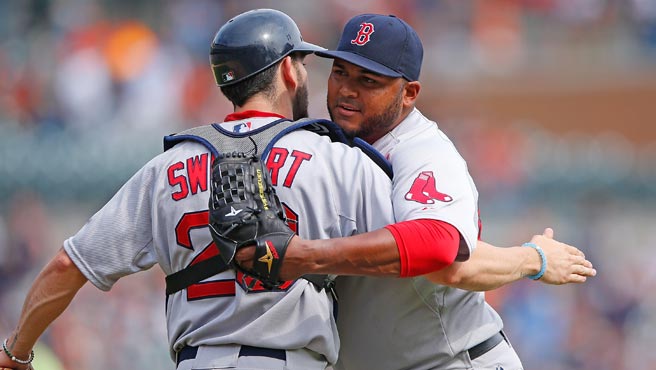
[467,331,506,360]
[176,345,286,367]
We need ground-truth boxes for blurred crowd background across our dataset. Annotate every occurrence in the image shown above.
[1,0,655,369]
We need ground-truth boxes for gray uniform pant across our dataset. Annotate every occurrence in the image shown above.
[176,344,328,370]
[467,334,524,370]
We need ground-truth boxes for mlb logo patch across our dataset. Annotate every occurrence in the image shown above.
[222,71,235,83]
[232,121,252,133]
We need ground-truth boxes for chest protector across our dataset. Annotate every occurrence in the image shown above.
[162,118,392,295]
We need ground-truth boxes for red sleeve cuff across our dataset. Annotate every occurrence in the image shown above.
[385,219,460,277]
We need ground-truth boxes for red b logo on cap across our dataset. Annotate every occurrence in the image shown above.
[351,22,375,46]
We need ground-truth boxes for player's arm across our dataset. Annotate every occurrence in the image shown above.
[238,223,595,286]
[279,228,400,277]
[284,219,461,278]
[425,228,597,290]
[237,218,461,280]
[0,248,88,370]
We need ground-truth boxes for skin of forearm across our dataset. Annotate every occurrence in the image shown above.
[424,240,540,291]
[283,228,401,278]
[6,248,87,358]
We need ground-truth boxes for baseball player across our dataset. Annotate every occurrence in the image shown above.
[235,13,596,370]
[0,9,399,370]
[319,14,556,370]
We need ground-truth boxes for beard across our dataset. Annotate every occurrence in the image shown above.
[292,82,309,120]
[328,86,404,142]
[292,65,309,120]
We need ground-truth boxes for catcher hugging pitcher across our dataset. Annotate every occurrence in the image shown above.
[1,8,594,370]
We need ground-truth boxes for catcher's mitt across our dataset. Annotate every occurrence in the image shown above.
[208,152,294,289]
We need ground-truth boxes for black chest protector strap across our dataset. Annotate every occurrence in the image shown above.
[163,118,392,295]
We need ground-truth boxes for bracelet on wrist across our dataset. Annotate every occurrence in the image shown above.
[523,242,547,280]
[2,338,35,365]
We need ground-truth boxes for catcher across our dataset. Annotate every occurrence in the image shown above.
[0,9,397,370]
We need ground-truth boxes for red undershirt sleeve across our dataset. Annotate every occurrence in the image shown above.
[385,219,460,277]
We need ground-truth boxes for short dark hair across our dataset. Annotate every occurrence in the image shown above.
[220,53,306,107]
[220,63,278,107]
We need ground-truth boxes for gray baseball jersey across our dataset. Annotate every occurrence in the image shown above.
[63,115,394,366]
[335,108,503,370]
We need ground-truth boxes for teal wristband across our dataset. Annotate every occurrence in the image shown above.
[523,242,546,280]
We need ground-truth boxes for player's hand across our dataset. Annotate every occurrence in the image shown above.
[0,350,33,370]
[234,235,306,281]
[234,245,256,270]
[0,347,15,369]
[529,228,596,284]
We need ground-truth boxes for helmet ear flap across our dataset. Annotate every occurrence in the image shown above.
[209,8,324,87]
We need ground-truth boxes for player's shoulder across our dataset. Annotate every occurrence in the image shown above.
[402,109,453,146]
[278,130,391,176]
[148,139,211,172]
[160,139,210,157]
[390,110,466,162]
[399,109,452,144]
[277,129,361,155]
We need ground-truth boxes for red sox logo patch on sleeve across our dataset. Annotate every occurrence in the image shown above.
[405,171,453,204]
[351,22,375,45]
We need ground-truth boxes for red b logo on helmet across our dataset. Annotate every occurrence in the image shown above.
[351,22,375,46]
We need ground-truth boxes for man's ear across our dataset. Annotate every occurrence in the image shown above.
[403,81,421,107]
[280,56,298,91]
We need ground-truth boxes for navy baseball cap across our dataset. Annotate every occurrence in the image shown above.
[316,14,423,81]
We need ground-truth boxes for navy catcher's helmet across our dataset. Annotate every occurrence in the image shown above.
[210,9,324,87]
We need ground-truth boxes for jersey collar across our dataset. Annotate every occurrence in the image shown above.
[224,110,287,122]
[373,108,421,155]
